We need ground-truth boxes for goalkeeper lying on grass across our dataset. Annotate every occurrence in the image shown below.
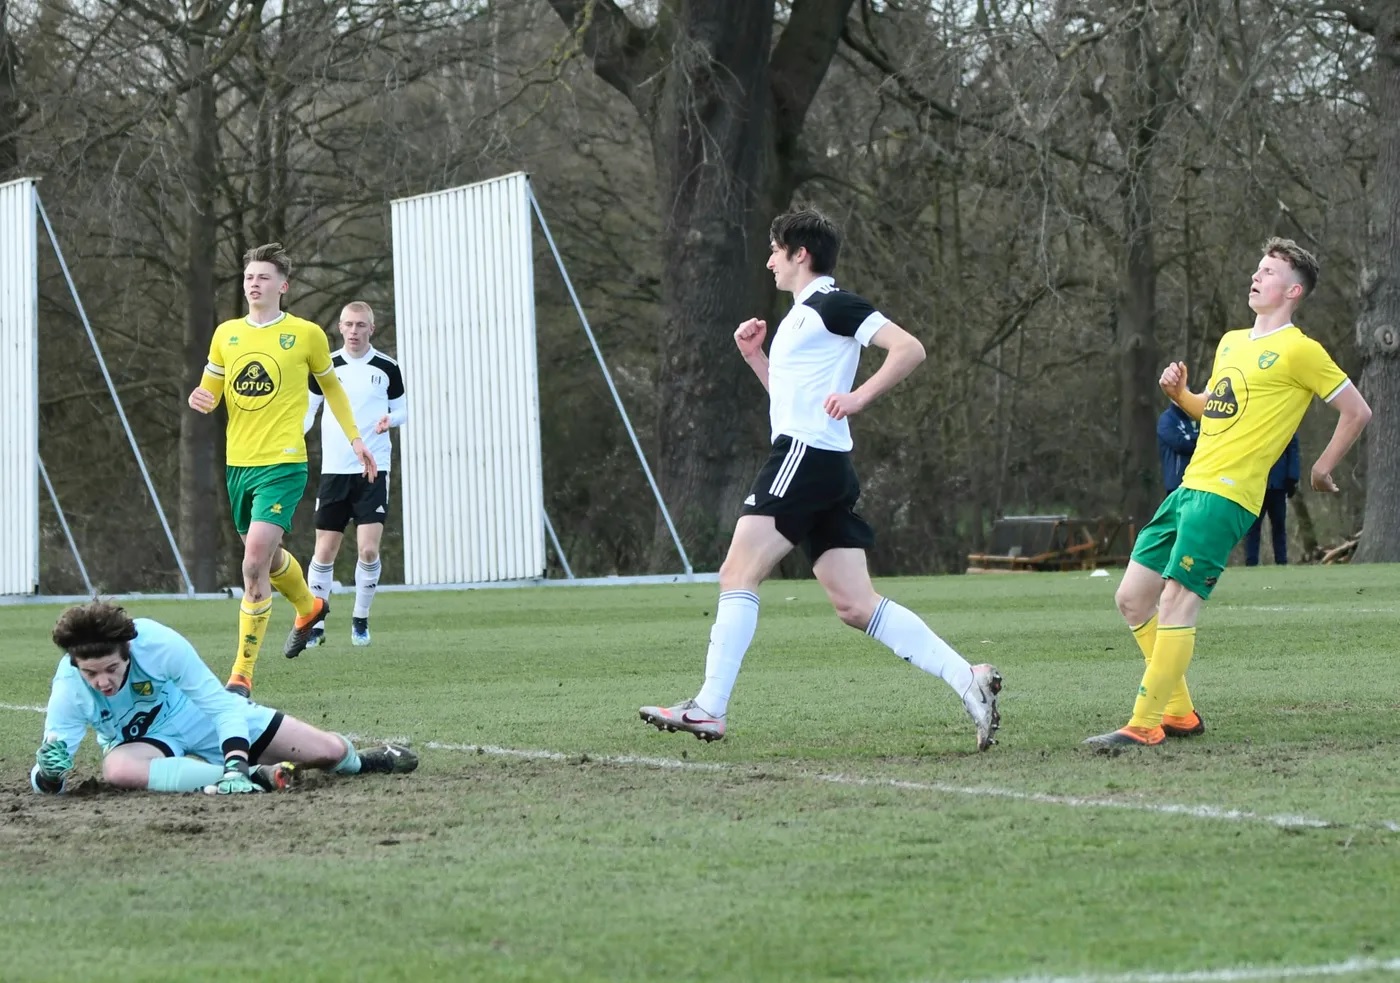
[30,600,416,795]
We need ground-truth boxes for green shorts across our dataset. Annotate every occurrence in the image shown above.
[1130,487,1256,599]
[226,464,308,535]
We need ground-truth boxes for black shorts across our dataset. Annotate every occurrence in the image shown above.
[741,435,875,562]
[314,473,390,532]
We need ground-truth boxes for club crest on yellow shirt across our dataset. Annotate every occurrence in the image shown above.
[1258,351,1279,369]
[279,333,296,350]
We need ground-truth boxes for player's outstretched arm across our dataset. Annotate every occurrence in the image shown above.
[1311,384,1372,492]
[734,318,770,392]
[825,321,925,420]
[30,673,88,794]
[189,350,225,413]
[382,364,408,432]
[312,367,361,444]
[32,736,74,794]
[380,389,408,432]
[1159,361,1207,420]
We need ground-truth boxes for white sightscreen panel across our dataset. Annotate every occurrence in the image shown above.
[0,179,37,595]
[392,172,545,584]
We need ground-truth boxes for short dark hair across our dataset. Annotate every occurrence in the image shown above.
[52,601,136,663]
[770,207,841,275]
[1263,237,1319,297]
[243,242,292,280]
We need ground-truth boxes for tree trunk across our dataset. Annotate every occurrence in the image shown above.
[1118,163,1161,528]
[545,0,853,571]
[178,34,224,591]
[1355,6,1400,563]
[647,4,782,569]
[249,10,290,245]
[0,0,18,176]
[1116,10,1163,533]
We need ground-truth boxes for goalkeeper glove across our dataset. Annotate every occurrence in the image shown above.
[206,756,260,795]
[34,737,74,793]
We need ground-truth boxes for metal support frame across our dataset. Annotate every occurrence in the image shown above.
[527,182,694,577]
[36,192,195,596]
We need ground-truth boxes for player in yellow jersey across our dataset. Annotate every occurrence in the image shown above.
[186,243,377,697]
[1086,238,1372,748]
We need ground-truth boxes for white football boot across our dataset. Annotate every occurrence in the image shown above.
[963,663,1003,751]
[639,699,726,741]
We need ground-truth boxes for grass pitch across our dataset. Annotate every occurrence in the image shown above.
[1,565,1398,982]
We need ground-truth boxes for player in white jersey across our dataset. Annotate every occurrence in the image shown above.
[30,601,418,796]
[639,207,1003,750]
[302,302,408,647]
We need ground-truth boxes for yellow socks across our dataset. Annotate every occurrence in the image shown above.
[1130,615,1195,719]
[269,549,318,620]
[229,597,273,684]
[1129,615,1158,660]
[1129,626,1197,729]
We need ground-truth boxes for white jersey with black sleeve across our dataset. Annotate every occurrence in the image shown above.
[766,275,890,452]
[304,346,407,474]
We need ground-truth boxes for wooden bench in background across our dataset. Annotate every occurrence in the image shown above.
[966,515,1137,573]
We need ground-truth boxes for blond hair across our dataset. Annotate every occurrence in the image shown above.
[341,300,375,324]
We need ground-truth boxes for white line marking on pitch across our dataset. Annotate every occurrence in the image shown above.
[423,741,1400,833]
[1220,605,1398,614]
[5,708,1393,982]
[0,702,45,713]
[4,702,1396,832]
[976,954,1400,983]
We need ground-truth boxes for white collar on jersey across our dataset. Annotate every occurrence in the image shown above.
[1248,321,1296,341]
[337,345,379,363]
[245,311,288,328]
[793,275,835,305]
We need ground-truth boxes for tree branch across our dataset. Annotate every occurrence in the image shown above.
[544,0,665,122]
[41,380,176,410]
[770,0,857,149]
[979,278,1093,357]
[1315,0,1378,35]
[839,24,1119,176]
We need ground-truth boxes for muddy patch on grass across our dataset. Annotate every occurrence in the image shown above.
[0,771,439,871]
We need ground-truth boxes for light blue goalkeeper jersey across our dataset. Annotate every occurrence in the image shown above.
[33,619,252,789]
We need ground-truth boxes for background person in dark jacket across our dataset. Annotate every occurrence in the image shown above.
[1245,434,1301,565]
[1157,403,1199,492]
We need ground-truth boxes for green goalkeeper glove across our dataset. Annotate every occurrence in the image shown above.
[206,756,260,795]
[35,737,74,791]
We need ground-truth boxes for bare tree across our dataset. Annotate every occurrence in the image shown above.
[545,0,856,568]
[181,1,264,590]
[1107,2,1209,526]
[1341,2,1400,560]
[6,0,1383,586]
[0,1,18,175]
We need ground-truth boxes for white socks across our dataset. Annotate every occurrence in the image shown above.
[866,596,974,696]
[308,559,335,601]
[354,558,381,619]
[693,590,760,718]
[309,557,380,620]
